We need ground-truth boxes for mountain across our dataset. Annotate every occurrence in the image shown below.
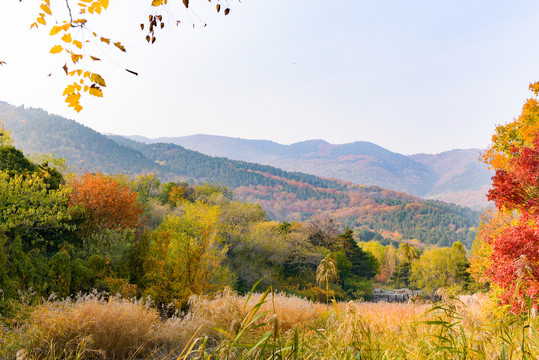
[0,102,164,177]
[129,134,492,210]
[410,150,493,210]
[0,102,480,247]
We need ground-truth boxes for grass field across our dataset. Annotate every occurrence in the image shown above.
[1,289,538,359]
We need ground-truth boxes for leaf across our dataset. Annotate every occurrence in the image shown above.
[73,40,83,49]
[98,0,109,9]
[114,42,126,52]
[224,8,230,15]
[71,53,83,63]
[62,64,68,74]
[50,26,63,35]
[61,33,73,43]
[50,45,63,54]
[90,56,101,61]
[89,85,103,97]
[183,0,189,7]
[151,0,164,5]
[90,73,107,87]
[40,3,52,15]
[216,4,220,12]
[100,37,110,44]
[37,15,46,25]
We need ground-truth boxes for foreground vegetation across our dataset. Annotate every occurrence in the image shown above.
[2,288,539,359]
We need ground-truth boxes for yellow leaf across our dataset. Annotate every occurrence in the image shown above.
[71,53,83,63]
[44,0,51,5]
[37,15,46,25]
[152,0,164,5]
[41,4,52,15]
[90,73,106,87]
[114,42,126,52]
[50,45,63,54]
[74,104,83,112]
[99,0,109,9]
[77,69,83,76]
[84,85,89,92]
[89,86,103,97]
[61,33,73,43]
[100,37,110,44]
[50,26,63,35]
[73,40,83,49]
[63,85,76,96]
[84,71,90,78]
[90,56,101,61]
[31,23,37,29]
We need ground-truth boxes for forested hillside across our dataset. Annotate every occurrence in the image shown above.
[0,102,479,247]
[133,134,492,209]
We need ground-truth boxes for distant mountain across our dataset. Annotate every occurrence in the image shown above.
[410,150,493,210]
[129,134,492,210]
[0,101,480,247]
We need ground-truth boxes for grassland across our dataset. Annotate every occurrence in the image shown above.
[1,288,538,360]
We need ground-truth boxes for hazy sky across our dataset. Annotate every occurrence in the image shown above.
[2,0,539,154]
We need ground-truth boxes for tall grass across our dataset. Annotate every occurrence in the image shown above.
[3,289,539,359]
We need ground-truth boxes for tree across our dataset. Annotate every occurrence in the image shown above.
[477,82,539,311]
[410,243,472,294]
[2,1,234,112]
[316,252,339,309]
[143,201,230,307]
[69,173,143,236]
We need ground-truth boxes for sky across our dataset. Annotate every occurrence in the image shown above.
[2,0,539,154]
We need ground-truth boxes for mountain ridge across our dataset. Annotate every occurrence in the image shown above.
[125,134,492,209]
[0,101,480,248]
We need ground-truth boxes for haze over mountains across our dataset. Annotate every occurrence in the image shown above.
[129,135,493,210]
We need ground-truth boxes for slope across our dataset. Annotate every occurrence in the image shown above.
[0,102,479,247]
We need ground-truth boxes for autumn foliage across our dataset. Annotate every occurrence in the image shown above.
[69,173,143,235]
[479,82,539,311]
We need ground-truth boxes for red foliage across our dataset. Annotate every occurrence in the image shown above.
[69,173,143,235]
[486,134,539,311]
[488,136,539,212]
[485,215,539,310]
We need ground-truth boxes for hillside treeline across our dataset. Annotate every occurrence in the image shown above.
[0,130,480,311]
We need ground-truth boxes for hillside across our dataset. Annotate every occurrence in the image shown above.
[132,134,492,209]
[0,102,163,176]
[0,102,479,247]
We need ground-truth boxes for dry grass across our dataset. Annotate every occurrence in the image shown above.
[24,292,159,359]
[5,289,539,359]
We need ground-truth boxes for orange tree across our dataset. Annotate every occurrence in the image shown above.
[69,172,143,236]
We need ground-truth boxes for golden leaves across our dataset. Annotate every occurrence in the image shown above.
[61,33,73,43]
[40,3,52,15]
[90,73,106,87]
[50,45,63,54]
[114,42,126,52]
[89,85,103,97]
